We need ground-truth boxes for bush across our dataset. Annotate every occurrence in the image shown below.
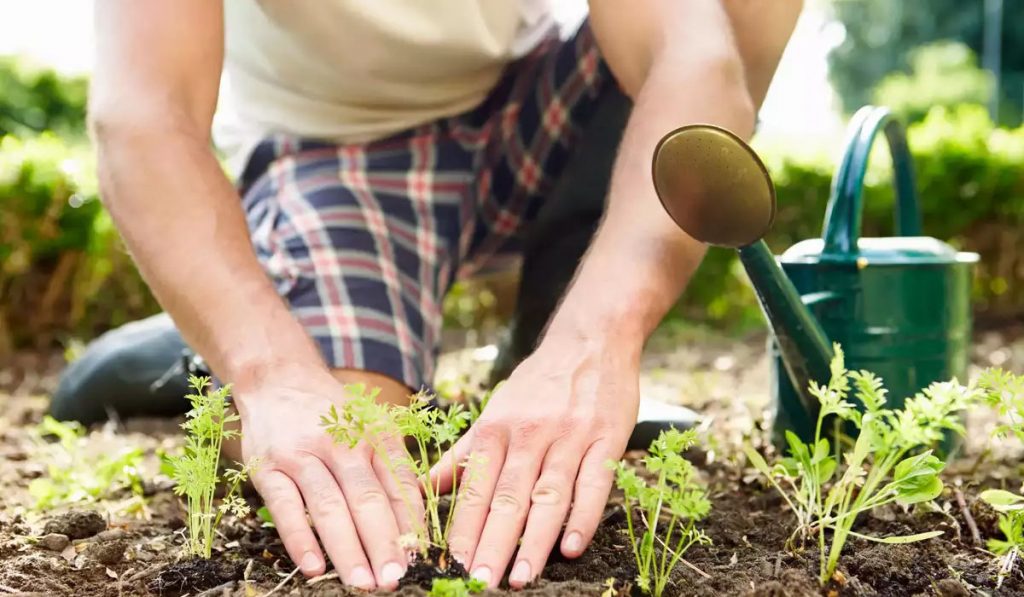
[676,104,1024,326]
[873,42,994,125]
[0,134,157,354]
[0,58,88,139]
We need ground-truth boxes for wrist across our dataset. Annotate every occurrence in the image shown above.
[539,312,645,364]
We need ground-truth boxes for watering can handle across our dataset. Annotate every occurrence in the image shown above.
[821,106,922,256]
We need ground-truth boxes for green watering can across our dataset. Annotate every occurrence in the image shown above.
[650,106,979,443]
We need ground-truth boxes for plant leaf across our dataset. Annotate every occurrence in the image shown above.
[980,489,1024,512]
[844,529,944,544]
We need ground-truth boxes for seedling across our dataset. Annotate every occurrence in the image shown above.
[29,415,144,511]
[978,369,1024,584]
[427,577,486,597]
[166,376,253,559]
[979,368,1024,443]
[744,345,977,585]
[608,428,711,597]
[321,385,472,558]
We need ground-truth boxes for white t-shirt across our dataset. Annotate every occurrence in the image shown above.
[213,0,556,174]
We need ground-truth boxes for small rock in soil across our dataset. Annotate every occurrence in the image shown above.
[43,510,106,540]
[93,529,127,542]
[86,539,126,565]
[934,578,971,597]
[37,533,70,552]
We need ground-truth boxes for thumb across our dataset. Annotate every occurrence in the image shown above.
[428,429,473,496]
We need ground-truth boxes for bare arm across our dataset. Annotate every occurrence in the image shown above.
[91,0,322,391]
[439,0,801,588]
[551,0,803,347]
[91,1,420,589]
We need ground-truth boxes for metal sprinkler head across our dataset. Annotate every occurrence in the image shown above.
[651,124,776,248]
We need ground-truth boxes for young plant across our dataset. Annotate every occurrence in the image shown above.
[29,415,145,511]
[744,345,978,585]
[321,385,472,559]
[166,376,253,559]
[427,577,486,597]
[608,428,711,597]
[978,368,1024,584]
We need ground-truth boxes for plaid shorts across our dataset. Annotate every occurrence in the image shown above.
[238,21,615,390]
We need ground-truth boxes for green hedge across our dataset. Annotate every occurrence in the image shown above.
[0,58,88,139]
[0,134,157,353]
[677,104,1024,327]
[2,105,1022,350]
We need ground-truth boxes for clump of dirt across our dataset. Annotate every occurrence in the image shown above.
[42,509,106,539]
[399,545,470,589]
[85,538,127,565]
[147,558,240,595]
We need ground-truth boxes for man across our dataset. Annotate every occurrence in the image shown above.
[75,0,800,591]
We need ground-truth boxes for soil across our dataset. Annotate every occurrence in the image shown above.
[2,328,1023,596]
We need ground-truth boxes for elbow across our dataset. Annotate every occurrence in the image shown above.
[88,95,208,150]
[655,46,757,133]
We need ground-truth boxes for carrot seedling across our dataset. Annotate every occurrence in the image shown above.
[744,345,978,585]
[608,428,711,597]
[321,386,472,559]
[978,368,1024,584]
[166,376,253,559]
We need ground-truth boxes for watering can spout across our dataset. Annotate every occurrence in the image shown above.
[651,125,835,427]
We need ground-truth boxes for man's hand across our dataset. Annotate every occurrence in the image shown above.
[431,337,640,588]
[235,365,424,590]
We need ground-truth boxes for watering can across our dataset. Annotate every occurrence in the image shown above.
[650,106,979,443]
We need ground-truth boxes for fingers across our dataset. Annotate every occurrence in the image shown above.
[327,451,408,590]
[468,434,550,588]
[561,439,617,559]
[445,424,507,569]
[429,429,473,495]
[373,437,427,540]
[252,470,325,578]
[507,438,587,588]
[291,460,376,590]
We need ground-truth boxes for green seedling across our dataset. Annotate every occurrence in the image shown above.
[744,345,977,585]
[427,577,486,597]
[979,488,1024,585]
[977,369,1024,585]
[29,415,144,511]
[608,428,711,597]
[979,368,1024,442]
[166,376,253,559]
[321,385,473,558]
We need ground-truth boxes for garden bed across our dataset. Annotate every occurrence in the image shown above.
[1,328,1022,596]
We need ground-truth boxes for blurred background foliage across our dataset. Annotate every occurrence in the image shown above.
[1,11,1023,354]
[829,0,1024,125]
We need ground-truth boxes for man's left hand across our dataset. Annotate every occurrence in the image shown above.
[431,336,640,588]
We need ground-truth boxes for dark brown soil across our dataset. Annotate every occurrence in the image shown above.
[2,329,1023,596]
[398,546,470,590]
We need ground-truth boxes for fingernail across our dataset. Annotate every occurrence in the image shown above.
[564,531,583,554]
[509,560,532,585]
[381,562,405,587]
[471,566,492,585]
[349,565,375,590]
[299,551,321,573]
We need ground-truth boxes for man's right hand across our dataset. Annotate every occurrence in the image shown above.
[235,364,424,590]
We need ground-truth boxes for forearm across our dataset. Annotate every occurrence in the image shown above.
[548,30,754,350]
[95,123,324,385]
